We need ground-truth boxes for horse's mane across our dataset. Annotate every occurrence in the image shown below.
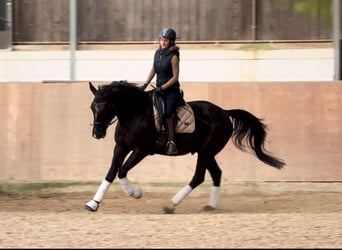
[98,80,139,92]
[96,80,143,99]
[96,80,150,110]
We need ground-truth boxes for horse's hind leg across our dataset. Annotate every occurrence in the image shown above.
[202,156,222,211]
[163,153,208,214]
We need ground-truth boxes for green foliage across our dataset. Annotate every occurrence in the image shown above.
[0,181,98,196]
[293,0,332,22]
[149,182,212,188]
[239,43,275,51]
[275,0,333,24]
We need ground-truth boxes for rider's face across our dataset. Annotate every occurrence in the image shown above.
[159,37,171,49]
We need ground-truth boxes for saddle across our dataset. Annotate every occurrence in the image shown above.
[152,91,195,134]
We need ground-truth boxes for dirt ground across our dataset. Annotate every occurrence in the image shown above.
[0,181,341,248]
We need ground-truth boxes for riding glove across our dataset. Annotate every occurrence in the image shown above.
[155,86,163,93]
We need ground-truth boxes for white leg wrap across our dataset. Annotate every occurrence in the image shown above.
[120,177,134,196]
[209,186,221,208]
[93,179,111,202]
[119,177,143,199]
[171,185,193,206]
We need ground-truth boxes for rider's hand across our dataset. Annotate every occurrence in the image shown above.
[141,83,148,90]
[155,86,163,93]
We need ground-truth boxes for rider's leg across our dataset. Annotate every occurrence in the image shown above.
[165,113,178,155]
[163,89,181,155]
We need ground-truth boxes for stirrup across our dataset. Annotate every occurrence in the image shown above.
[166,140,178,155]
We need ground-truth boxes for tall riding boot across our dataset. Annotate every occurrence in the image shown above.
[165,115,178,155]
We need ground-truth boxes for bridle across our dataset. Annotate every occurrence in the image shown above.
[89,101,117,127]
[91,119,117,127]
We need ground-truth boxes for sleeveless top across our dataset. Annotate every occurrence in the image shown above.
[153,46,180,90]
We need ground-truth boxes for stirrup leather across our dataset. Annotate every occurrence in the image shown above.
[166,140,178,155]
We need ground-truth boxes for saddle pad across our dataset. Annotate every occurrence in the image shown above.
[154,103,195,133]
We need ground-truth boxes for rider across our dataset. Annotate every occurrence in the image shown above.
[142,28,183,155]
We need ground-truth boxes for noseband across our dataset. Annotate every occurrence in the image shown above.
[90,101,117,127]
[90,119,116,127]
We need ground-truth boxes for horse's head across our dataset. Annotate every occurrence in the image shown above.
[89,81,116,139]
[89,80,151,139]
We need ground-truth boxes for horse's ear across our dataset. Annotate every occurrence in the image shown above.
[89,81,97,95]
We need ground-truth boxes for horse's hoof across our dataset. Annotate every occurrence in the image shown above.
[202,205,216,212]
[132,186,143,199]
[84,200,99,212]
[84,205,97,212]
[163,206,175,214]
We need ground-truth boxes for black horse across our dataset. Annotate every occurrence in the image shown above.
[85,80,285,213]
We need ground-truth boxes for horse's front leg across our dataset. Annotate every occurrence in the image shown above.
[117,149,147,199]
[85,145,128,212]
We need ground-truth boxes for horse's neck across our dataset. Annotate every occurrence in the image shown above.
[115,97,152,125]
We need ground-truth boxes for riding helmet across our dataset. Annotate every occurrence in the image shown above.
[159,28,176,42]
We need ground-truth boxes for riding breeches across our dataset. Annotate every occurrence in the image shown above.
[162,88,182,119]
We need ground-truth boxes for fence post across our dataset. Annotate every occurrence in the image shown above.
[69,0,77,81]
[0,0,11,49]
[333,0,341,80]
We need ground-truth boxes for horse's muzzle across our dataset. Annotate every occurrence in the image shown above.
[93,134,105,139]
[92,128,107,139]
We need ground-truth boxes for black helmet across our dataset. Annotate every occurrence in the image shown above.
[159,28,176,41]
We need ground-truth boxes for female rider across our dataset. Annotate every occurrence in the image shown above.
[142,28,183,155]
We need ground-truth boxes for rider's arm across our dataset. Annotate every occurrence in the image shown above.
[144,67,156,86]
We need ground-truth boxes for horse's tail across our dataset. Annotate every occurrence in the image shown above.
[225,109,285,169]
